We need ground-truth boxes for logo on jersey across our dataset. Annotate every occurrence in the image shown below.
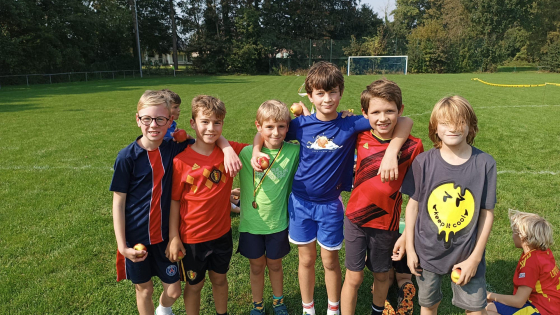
[307,135,341,150]
[187,270,197,280]
[427,182,475,248]
[166,265,178,276]
[519,273,526,278]
[209,169,222,183]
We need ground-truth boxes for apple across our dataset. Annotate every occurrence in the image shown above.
[290,103,303,116]
[257,156,270,169]
[177,251,184,260]
[451,268,461,284]
[133,243,147,258]
[173,129,188,142]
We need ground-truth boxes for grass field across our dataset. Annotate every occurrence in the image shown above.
[1,72,560,315]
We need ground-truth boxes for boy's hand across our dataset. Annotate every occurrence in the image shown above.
[340,109,355,118]
[291,101,311,117]
[406,250,422,276]
[166,236,186,263]
[392,234,406,261]
[378,154,399,183]
[453,258,479,286]
[121,247,148,263]
[223,146,242,177]
[251,152,269,172]
[230,188,240,204]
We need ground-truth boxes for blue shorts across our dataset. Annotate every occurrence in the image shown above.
[288,193,344,250]
[124,239,180,285]
[494,301,540,315]
[238,228,290,260]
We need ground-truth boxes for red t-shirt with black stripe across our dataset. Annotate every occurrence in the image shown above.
[346,131,423,230]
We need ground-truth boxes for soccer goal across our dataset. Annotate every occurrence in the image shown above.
[347,56,408,76]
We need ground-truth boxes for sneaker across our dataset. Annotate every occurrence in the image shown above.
[382,300,395,315]
[155,310,175,315]
[396,282,416,315]
[250,307,265,315]
[273,302,289,315]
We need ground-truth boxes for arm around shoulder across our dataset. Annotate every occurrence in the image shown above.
[378,116,413,182]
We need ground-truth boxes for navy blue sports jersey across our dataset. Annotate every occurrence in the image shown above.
[286,113,370,202]
[110,136,194,246]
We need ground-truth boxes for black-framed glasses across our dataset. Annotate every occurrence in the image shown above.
[138,116,170,126]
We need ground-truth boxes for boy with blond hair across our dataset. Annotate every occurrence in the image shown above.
[341,79,423,315]
[252,62,413,315]
[238,100,299,315]
[111,91,239,315]
[168,95,247,315]
[402,96,497,315]
[161,89,182,138]
[486,210,560,315]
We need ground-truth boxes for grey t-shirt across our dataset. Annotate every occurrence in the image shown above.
[401,147,497,276]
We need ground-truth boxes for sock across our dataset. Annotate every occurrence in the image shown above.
[156,305,172,315]
[253,300,264,311]
[273,294,284,306]
[302,300,315,315]
[327,300,340,315]
[371,302,384,315]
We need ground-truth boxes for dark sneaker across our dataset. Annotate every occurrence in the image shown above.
[396,282,416,315]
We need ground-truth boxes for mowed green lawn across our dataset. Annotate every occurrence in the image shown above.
[1,72,560,315]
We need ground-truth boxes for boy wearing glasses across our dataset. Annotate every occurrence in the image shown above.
[110,90,240,315]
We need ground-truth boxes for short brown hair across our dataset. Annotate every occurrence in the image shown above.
[161,89,181,105]
[191,95,226,120]
[137,90,171,114]
[305,61,344,95]
[256,100,291,125]
[509,209,554,251]
[361,79,402,113]
[428,95,478,149]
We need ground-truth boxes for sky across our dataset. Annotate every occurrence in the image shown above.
[359,0,396,21]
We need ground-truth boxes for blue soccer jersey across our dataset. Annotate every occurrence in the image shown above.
[286,113,370,202]
[165,120,177,138]
[110,136,194,246]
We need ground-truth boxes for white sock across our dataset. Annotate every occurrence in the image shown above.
[302,300,315,315]
[327,300,340,315]
[156,304,173,315]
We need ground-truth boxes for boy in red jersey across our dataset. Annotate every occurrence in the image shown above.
[486,210,560,315]
[111,91,240,315]
[167,95,247,315]
[341,79,423,315]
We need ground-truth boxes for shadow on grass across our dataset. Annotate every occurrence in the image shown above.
[0,103,41,112]
[486,258,518,294]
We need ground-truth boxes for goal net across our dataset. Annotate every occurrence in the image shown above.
[347,56,408,76]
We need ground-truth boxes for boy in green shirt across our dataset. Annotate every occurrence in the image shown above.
[238,100,300,315]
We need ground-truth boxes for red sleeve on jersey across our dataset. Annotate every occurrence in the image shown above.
[229,141,249,155]
[514,251,540,290]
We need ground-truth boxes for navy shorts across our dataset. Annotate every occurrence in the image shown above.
[124,239,180,285]
[288,193,345,250]
[238,228,290,260]
[179,229,233,285]
[494,301,540,315]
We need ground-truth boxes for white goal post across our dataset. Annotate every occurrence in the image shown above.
[347,56,408,76]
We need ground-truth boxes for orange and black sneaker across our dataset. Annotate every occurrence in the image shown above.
[382,300,395,315]
[396,282,416,315]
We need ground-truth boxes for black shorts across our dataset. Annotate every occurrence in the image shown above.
[124,239,180,285]
[344,216,400,273]
[238,228,290,260]
[392,249,411,275]
[179,229,233,285]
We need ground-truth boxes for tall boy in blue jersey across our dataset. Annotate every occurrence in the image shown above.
[110,90,241,315]
[252,62,413,315]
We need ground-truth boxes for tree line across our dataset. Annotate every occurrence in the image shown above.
[1,0,559,75]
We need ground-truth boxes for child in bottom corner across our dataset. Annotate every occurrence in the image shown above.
[486,210,560,315]
[401,95,497,314]
[238,100,300,315]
